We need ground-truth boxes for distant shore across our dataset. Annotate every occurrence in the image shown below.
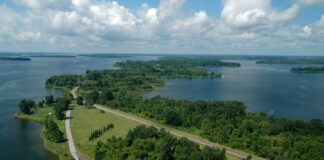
[0,57,31,61]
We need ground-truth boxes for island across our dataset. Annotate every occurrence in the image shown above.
[15,57,324,160]
[30,55,76,58]
[0,57,31,61]
[256,58,324,65]
[79,54,131,58]
[290,66,324,73]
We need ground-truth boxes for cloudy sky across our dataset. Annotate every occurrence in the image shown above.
[0,0,324,55]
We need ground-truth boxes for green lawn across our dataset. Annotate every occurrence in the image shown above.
[14,107,73,160]
[96,104,265,160]
[70,104,141,159]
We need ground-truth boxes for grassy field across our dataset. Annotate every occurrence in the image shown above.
[70,104,141,159]
[14,107,73,160]
[96,104,265,160]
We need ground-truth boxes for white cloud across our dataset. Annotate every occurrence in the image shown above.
[296,0,324,5]
[13,0,70,9]
[1,0,324,54]
[303,26,312,37]
[306,14,324,35]
[16,32,41,41]
[221,0,299,28]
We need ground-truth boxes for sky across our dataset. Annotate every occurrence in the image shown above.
[0,0,324,55]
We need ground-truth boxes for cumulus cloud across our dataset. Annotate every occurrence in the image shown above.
[295,0,324,5]
[305,15,324,36]
[221,0,299,28]
[0,0,324,54]
[13,0,70,9]
[15,32,41,41]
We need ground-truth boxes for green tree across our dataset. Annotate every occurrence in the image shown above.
[46,95,54,105]
[44,118,64,142]
[77,96,84,105]
[98,89,114,104]
[18,99,35,114]
[55,97,70,110]
[158,134,176,160]
[165,111,182,126]
[54,104,65,120]
[86,91,99,104]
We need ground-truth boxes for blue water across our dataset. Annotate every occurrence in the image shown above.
[0,55,158,160]
[1,56,323,159]
[144,60,324,121]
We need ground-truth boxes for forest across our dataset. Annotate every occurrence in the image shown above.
[94,125,226,160]
[46,57,324,160]
[256,58,324,65]
[290,66,324,73]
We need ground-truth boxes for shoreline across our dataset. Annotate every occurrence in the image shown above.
[14,112,74,160]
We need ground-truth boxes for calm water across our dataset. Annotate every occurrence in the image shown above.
[1,57,323,159]
[0,55,158,160]
[145,60,324,121]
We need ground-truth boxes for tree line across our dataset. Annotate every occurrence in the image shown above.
[89,124,114,141]
[95,125,226,160]
[291,66,324,73]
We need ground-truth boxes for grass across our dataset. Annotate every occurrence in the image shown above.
[70,104,141,159]
[14,106,54,122]
[14,107,73,160]
[96,104,265,160]
[13,86,260,160]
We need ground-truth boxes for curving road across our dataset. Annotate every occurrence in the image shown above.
[71,87,78,99]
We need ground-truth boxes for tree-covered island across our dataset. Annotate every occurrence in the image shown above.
[256,58,324,65]
[290,66,324,73]
[0,57,31,61]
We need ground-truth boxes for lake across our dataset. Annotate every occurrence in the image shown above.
[1,57,323,159]
[144,60,324,121]
[0,55,158,160]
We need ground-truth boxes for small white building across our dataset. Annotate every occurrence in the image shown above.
[48,112,52,116]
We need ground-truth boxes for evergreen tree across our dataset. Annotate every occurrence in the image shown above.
[44,118,64,143]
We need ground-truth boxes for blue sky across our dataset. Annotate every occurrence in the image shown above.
[0,0,324,55]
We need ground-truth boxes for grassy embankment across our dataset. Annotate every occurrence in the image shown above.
[14,107,73,160]
[70,103,141,159]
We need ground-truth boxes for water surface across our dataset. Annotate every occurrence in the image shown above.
[144,60,324,121]
[0,55,158,160]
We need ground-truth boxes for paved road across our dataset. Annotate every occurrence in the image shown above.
[71,87,78,99]
[65,108,79,160]
[65,87,79,160]
[72,87,252,160]
[94,105,252,160]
